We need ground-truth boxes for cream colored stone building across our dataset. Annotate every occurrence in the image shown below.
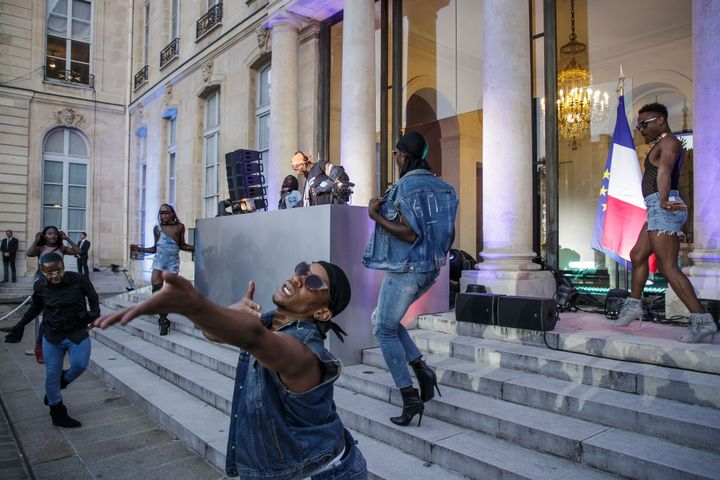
[2,0,718,309]
[0,0,128,277]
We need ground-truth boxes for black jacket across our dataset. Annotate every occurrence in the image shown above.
[7,272,100,344]
[1,237,18,259]
[78,239,91,258]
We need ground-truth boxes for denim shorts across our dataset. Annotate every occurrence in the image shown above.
[151,253,180,273]
[644,190,687,235]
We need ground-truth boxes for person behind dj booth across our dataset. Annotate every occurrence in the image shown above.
[290,151,351,206]
[278,174,302,209]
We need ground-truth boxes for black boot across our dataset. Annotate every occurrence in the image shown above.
[49,402,81,428]
[390,388,424,427]
[159,315,170,336]
[44,370,71,405]
[410,357,441,402]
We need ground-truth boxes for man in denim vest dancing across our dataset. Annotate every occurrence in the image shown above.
[363,132,458,427]
[94,261,366,480]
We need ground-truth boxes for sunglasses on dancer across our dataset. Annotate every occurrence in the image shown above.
[294,262,329,291]
[635,117,658,131]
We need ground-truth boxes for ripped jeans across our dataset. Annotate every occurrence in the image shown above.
[645,190,687,235]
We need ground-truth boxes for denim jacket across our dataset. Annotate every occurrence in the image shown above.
[363,169,458,273]
[225,311,345,480]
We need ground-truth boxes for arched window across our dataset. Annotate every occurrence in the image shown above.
[42,128,89,243]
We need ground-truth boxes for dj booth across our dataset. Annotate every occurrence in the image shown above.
[194,205,448,365]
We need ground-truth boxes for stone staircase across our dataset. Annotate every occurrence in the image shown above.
[89,291,720,480]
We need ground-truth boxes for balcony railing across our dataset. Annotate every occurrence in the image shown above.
[196,2,223,40]
[160,38,180,69]
[134,65,148,90]
[43,66,94,89]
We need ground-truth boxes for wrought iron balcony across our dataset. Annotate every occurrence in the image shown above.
[43,66,94,89]
[134,65,149,90]
[160,38,180,69]
[196,2,223,40]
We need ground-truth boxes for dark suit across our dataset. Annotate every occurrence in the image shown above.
[76,239,90,276]
[1,236,18,282]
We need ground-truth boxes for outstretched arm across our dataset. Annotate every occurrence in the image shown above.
[131,226,160,254]
[178,224,194,253]
[93,274,322,392]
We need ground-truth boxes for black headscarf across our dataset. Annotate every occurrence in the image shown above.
[315,261,351,342]
[396,132,431,178]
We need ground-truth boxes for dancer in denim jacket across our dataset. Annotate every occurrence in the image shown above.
[363,132,458,426]
[94,261,367,479]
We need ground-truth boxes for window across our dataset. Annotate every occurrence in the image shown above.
[256,64,271,152]
[203,91,220,217]
[207,0,219,8]
[143,1,150,66]
[139,135,148,245]
[170,0,180,41]
[45,0,92,85]
[167,117,177,206]
[42,128,88,243]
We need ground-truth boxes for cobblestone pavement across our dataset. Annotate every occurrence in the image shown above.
[0,304,225,480]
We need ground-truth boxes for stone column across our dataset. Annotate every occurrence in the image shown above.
[461,0,554,297]
[340,0,375,204]
[266,15,299,210]
[667,0,720,314]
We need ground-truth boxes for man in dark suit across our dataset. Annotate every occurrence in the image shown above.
[75,232,90,276]
[2,230,18,282]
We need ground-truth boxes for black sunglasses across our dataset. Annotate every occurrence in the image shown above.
[635,117,658,131]
[294,262,329,291]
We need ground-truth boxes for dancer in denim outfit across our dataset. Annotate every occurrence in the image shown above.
[614,103,716,343]
[131,204,194,335]
[363,132,458,426]
[94,261,367,479]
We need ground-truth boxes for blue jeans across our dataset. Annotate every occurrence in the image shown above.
[310,430,367,480]
[42,337,91,405]
[372,270,439,389]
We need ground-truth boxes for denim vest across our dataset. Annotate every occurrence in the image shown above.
[363,169,458,273]
[225,312,345,479]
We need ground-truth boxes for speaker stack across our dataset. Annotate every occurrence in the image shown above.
[455,292,558,332]
[225,149,268,211]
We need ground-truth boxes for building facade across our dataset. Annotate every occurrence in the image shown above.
[2,0,718,310]
[0,0,128,276]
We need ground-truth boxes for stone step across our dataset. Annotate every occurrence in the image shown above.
[410,329,720,409]
[90,325,235,415]
[334,387,618,480]
[418,312,720,375]
[89,329,466,479]
[361,347,720,454]
[339,363,720,479]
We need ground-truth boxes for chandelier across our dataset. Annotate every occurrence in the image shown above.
[557,0,608,150]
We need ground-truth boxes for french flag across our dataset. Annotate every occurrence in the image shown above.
[591,95,647,265]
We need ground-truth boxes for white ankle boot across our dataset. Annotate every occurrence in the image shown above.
[679,313,718,343]
[611,298,644,327]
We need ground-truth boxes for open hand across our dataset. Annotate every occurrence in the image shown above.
[228,281,261,319]
[93,273,203,329]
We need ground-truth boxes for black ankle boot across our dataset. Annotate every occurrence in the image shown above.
[410,358,441,402]
[49,402,81,428]
[390,388,424,427]
[159,316,170,336]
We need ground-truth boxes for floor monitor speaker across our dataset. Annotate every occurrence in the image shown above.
[455,293,504,325]
[496,296,558,331]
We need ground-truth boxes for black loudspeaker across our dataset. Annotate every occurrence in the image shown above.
[455,293,504,325]
[496,296,558,332]
[225,149,267,206]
